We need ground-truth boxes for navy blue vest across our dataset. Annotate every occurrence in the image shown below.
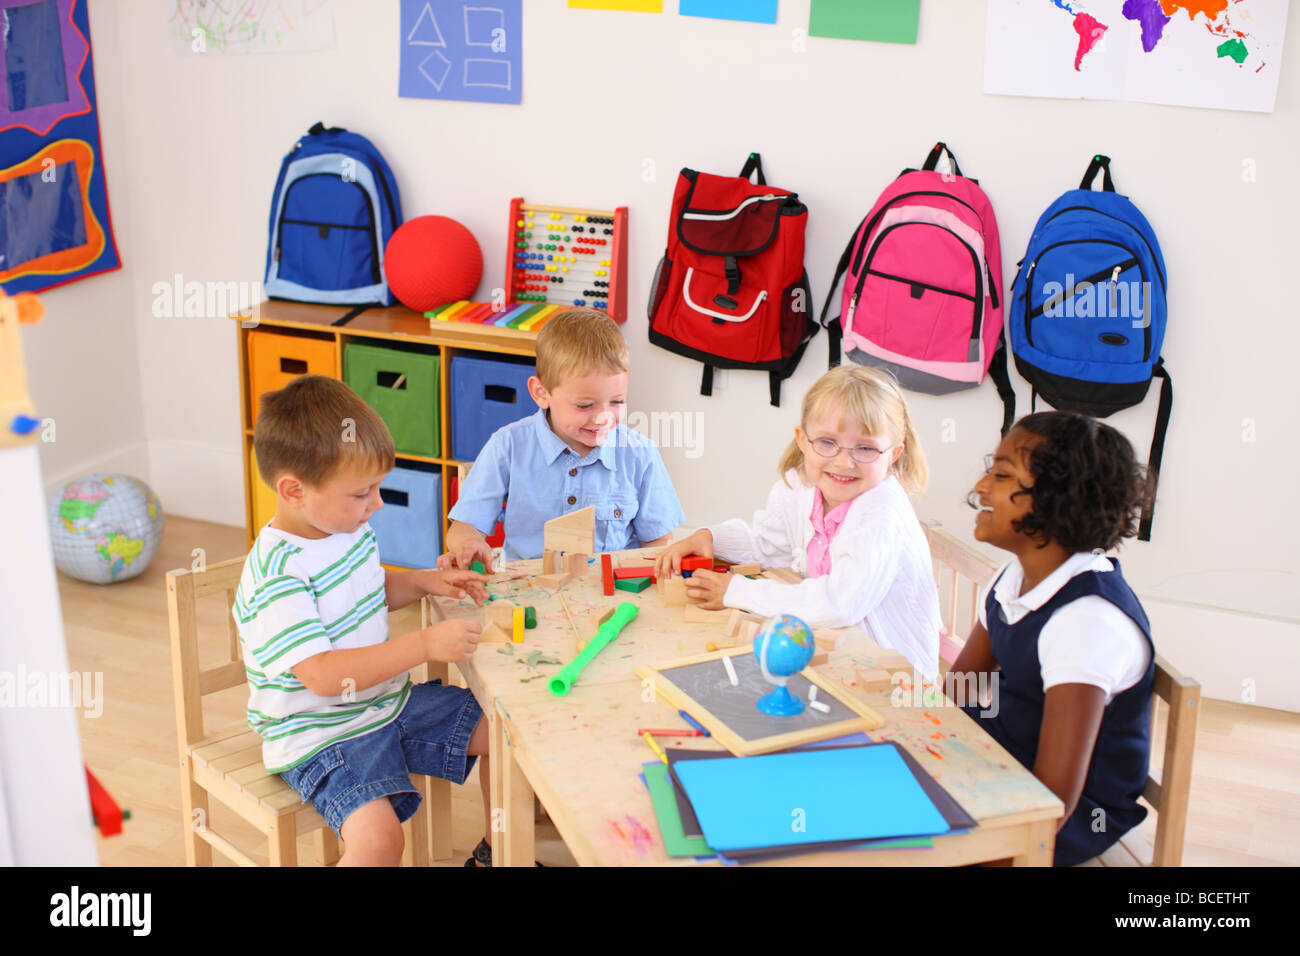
[965,559,1155,866]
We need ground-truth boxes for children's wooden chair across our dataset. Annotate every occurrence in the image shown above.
[922,521,1201,867]
[922,521,1000,669]
[166,558,445,866]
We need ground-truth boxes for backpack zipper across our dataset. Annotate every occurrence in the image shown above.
[682,194,788,221]
[1041,204,1165,291]
[1023,241,1149,359]
[845,221,984,349]
[849,189,985,276]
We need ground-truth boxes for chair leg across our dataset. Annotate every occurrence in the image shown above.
[313,828,340,866]
[428,776,453,861]
[405,777,431,866]
[180,777,213,867]
[268,816,298,866]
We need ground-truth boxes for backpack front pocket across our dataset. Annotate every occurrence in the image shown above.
[673,265,774,363]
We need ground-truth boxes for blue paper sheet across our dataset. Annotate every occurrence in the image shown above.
[679,0,777,24]
[673,743,951,851]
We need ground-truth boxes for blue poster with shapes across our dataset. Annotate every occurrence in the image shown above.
[0,0,120,294]
[399,0,522,105]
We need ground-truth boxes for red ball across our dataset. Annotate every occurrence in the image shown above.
[383,215,483,311]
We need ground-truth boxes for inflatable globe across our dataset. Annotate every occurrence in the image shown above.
[752,613,815,716]
[48,474,165,584]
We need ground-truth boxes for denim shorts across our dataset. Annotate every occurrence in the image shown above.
[279,680,483,837]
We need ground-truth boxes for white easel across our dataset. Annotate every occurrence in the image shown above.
[0,292,98,865]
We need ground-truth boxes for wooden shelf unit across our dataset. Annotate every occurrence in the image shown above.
[233,300,539,559]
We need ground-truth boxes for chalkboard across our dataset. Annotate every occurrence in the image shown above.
[637,649,884,756]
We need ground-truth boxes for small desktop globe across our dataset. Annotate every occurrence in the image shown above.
[752,613,815,716]
[48,473,165,584]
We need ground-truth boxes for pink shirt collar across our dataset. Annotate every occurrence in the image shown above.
[806,493,852,578]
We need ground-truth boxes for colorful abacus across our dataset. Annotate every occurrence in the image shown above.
[505,199,628,323]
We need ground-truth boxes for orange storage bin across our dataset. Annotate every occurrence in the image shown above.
[248,448,278,532]
[247,330,337,424]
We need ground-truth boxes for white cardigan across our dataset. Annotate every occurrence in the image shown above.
[708,472,941,678]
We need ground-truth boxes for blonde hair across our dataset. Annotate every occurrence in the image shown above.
[254,374,395,488]
[778,365,929,495]
[534,308,630,389]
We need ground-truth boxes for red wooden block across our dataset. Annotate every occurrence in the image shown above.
[613,565,655,580]
[601,553,614,596]
[681,556,713,572]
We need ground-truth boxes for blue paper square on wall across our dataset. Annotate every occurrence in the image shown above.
[399,0,523,105]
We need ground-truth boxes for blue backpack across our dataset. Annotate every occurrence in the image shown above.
[264,123,403,308]
[1008,156,1171,539]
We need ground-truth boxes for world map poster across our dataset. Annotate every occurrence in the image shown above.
[984,0,1289,113]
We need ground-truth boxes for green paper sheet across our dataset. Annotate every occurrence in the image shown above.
[643,762,713,857]
[809,0,920,45]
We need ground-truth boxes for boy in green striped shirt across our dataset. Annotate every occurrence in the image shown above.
[236,375,490,866]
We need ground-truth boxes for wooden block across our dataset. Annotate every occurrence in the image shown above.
[486,603,515,630]
[856,667,894,693]
[614,576,651,593]
[876,652,912,673]
[524,606,537,629]
[543,506,595,554]
[813,629,839,652]
[535,572,573,589]
[578,607,616,654]
[660,575,702,608]
[724,609,744,636]
[564,552,590,577]
[739,620,760,642]
[613,565,655,580]
[763,567,802,585]
[601,553,614,595]
[729,563,761,576]
[680,556,713,571]
[810,650,829,667]
[479,622,511,643]
[512,606,524,643]
[541,550,560,575]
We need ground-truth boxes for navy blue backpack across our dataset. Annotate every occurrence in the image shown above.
[1008,156,1171,539]
[264,123,403,308]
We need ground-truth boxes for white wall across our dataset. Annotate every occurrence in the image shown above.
[85,1,1297,706]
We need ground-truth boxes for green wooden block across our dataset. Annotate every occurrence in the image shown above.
[524,606,537,628]
[614,576,652,593]
[470,560,486,574]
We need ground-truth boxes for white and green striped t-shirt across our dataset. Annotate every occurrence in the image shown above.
[233,523,409,773]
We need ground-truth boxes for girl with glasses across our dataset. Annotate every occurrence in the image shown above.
[655,365,942,678]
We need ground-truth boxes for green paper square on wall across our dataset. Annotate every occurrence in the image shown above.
[809,0,920,45]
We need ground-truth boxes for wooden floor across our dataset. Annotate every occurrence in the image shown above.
[64,516,1299,867]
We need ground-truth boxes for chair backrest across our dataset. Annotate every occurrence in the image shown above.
[166,557,250,751]
[921,521,1000,666]
[1143,654,1200,866]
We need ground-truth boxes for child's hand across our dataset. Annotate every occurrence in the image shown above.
[420,619,482,663]
[654,529,713,581]
[438,523,494,573]
[425,569,489,605]
[683,569,728,610]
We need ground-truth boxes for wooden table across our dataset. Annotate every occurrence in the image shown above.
[423,550,1063,866]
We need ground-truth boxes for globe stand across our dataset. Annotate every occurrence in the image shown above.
[757,681,804,717]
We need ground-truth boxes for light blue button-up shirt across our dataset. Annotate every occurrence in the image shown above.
[448,408,685,562]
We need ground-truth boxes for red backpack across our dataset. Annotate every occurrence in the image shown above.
[648,154,817,406]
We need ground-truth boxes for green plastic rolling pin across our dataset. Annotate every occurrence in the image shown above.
[549,601,639,696]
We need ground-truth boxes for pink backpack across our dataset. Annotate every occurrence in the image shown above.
[820,143,1015,434]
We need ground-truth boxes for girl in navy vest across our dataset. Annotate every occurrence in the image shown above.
[954,412,1156,866]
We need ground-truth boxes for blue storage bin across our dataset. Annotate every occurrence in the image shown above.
[450,353,538,461]
[368,464,441,568]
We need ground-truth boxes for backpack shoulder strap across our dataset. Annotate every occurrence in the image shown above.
[1137,361,1172,541]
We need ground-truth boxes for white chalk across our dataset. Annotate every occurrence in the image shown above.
[807,699,830,713]
[808,685,818,702]
[722,654,738,686]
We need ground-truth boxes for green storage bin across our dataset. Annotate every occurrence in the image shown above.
[344,342,440,458]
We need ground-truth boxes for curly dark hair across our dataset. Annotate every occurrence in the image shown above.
[973,412,1155,552]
